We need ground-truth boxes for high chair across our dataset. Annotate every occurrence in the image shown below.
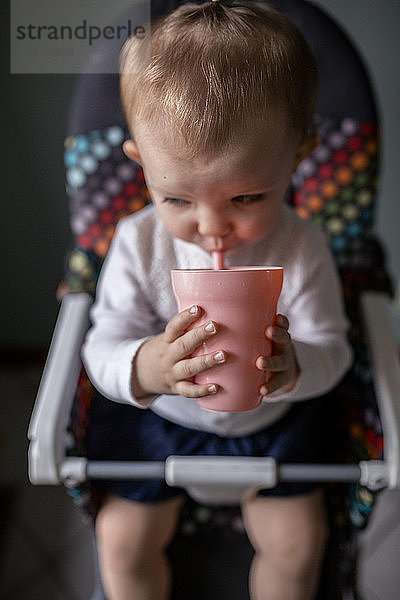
[28,1,400,598]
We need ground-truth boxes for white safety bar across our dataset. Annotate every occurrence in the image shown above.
[28,293,92,484]
[27,290,400,502]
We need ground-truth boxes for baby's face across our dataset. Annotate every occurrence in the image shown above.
[124,119,313,256]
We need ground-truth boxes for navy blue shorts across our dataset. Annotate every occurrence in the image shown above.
[86,394,337,502]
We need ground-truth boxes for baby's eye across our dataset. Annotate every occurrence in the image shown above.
[163,197,190,207]
[232,194,263,204]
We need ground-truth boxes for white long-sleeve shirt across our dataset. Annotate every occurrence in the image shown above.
[82,204,352,436]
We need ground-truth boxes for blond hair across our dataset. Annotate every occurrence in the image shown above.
[120,1,318,158]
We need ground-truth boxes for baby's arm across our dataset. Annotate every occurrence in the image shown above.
[132,304,226,399]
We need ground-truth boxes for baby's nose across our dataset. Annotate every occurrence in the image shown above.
[197,208,231,238]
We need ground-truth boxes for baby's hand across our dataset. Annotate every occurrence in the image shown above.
[256,314,299,397]
[132,305,226,399]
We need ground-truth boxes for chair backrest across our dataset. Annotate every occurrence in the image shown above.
[64,0,393,528]
[63,0,389,296]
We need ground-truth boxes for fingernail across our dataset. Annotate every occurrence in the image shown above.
[213,351,225,363]
[208,384,217,394]
[189,305,198,314]
[205,321,216,333]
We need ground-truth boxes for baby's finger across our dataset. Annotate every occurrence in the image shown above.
[256,354,288,372]
[259,372,289,397]
[274,314,289,330]
[176,380,219,398]
[164,305,203,342]
[172,320,219,361]
[175,350,226,381]
[265,324,291,347]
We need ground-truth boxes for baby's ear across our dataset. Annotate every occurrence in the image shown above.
[294,133,320,168]
[123,139,142,164]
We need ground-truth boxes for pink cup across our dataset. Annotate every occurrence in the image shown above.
[171,267,283,412]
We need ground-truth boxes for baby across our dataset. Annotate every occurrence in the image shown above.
[83,2,352,599]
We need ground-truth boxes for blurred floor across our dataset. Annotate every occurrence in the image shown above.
[1,358,399,600]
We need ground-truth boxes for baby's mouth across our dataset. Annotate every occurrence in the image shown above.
[208,236,234,255]
[211,236,224,251]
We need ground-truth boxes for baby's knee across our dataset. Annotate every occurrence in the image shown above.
[272,514,328,578]
[95,494,183,574]
[244,491,329,578]
[95,506,145,574]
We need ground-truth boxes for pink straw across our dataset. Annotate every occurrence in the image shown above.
[212,249,225,270]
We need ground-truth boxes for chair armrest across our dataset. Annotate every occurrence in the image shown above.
[28,293,93,484]
[361,291,400,489]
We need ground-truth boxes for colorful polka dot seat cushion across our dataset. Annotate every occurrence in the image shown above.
[63,0,393,552]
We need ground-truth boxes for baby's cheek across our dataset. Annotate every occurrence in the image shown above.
[240,215,279,242]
